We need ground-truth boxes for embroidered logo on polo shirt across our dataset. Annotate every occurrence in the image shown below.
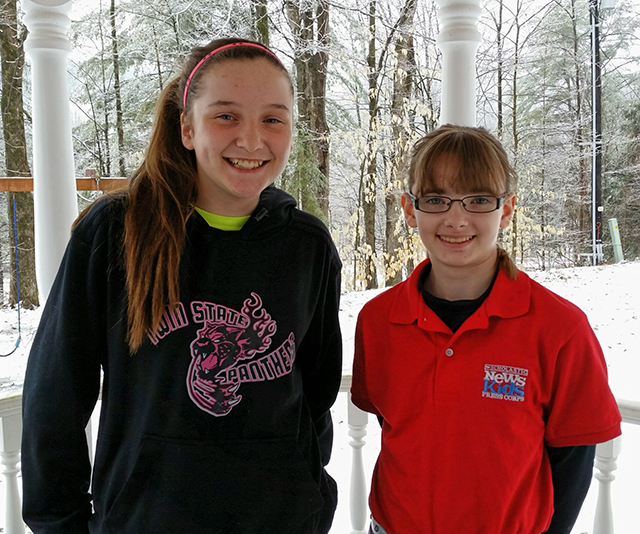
[482,364,528,402]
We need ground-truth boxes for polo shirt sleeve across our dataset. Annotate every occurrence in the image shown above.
[544,315,621,448]
[351,311,381,417]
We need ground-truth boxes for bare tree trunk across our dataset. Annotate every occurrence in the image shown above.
[496,0,504,139]
[510,15,521,262]
[0,0,39,308]
[362,0,378,289]
[153,24,164,91]
[415,0,439,138]
[569,0,589,259]
[540,129,547,270]
[360,0,420,289]
[285,0,330,219]
[85,83,106,177]
[110,0,126,177]
[385,0,417,287]
[252,0,269,46]
[99,0,112,176]
[311,0,330,215]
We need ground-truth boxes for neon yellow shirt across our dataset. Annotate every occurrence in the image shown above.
[194,207,250,231]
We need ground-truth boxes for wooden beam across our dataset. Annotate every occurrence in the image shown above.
[0,177,128,192]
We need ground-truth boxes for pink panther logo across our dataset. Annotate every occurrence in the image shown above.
[187,293,276,416]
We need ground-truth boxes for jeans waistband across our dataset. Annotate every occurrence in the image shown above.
[370,516,390,534]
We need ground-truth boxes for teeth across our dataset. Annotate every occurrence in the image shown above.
[227,158,265,169]
[440,235,473,243]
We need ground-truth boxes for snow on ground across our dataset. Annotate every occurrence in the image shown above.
[0,261,639,532]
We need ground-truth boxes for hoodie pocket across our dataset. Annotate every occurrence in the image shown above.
[105,435,324,534]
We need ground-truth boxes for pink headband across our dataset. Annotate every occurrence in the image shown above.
[182,42,285,109]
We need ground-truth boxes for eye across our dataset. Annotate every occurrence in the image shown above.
[216,113,235,121]
[469,196,491,204]
[424,196,447,205]
[265,117,283,124]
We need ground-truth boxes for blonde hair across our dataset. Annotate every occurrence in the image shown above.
[408,124,518,279]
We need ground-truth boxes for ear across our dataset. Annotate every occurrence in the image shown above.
[180,112,194,150]
[289,124,295,155]
[499,193,516,229]
[401,193,418,229]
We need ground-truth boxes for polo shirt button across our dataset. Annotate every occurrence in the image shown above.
[445,348,454,357]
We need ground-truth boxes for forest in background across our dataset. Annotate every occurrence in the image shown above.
[1,0,639,303]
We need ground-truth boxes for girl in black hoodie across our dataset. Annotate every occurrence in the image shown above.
[22,38,342,534]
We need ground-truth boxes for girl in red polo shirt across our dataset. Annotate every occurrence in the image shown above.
[351,124,621,534]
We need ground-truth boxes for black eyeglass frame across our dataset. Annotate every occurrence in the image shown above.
[407,192,507,214]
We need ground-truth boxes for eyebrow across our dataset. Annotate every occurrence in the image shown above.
[422,187,446,195]
[420,188,495,196]
[206,100,291,113]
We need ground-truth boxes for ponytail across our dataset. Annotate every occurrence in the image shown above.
[497,247,518,280]
[123,78,198,351]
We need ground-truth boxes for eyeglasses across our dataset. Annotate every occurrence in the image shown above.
[407,193,506,214]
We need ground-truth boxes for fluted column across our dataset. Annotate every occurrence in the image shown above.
[348,396,368,534]
[435,0,482,126]
[22,0,78,302]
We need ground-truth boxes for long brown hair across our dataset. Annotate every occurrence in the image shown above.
[93,38,291,352]
[408,124,519,279]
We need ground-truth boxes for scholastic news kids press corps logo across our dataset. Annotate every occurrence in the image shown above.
[482,364,528,402]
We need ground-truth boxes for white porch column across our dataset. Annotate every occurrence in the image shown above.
[435,0,482,126]
[22,0,78,302]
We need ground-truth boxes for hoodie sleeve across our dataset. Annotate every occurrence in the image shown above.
[297,245,342,467]
[21,201,114,534]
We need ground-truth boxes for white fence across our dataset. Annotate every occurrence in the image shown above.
[339,375,639,534]
[1,385,638,534]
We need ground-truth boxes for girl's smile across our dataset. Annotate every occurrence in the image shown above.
[438,234,475,244]
[225,158,268,170]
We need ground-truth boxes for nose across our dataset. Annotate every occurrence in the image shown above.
[442,200,469,227]
[236,121,264,152]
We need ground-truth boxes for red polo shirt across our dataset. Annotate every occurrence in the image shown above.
[351,259,621,534]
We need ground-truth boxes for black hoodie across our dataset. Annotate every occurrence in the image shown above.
[21,186,342,534]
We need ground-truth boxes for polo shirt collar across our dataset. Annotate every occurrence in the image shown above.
[389,258,531,332]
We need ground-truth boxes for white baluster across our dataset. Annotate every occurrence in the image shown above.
[85,420,93,465]
[22,0,78,302]
[435,0,482,126]
[0,398,25,534]
[593,436,622,534]
[348,396,368,534]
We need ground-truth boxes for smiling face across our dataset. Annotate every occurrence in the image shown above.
[180,58,293,216]
[402,154,515,295]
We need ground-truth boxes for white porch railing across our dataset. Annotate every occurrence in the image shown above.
[0,386,638,534]
[0,395,23,534]
[338,375,638,534]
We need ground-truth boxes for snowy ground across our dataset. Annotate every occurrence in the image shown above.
[0,261,639,533]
